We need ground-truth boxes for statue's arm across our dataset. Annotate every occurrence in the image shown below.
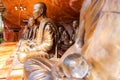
[36,23,53,52]
[76,0,92,48]
[32,26,37,39]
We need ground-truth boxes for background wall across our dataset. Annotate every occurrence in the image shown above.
[2,0,84,41]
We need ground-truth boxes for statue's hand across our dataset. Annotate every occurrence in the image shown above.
[29,41,36,48]
[17,52,27,63]
[17,51,50,63]
[69,40,73,44]
[37,51,50,58]
[27,51,50,59]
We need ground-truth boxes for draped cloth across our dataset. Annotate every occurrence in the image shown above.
[34,18,58,54]
[81,0,120,80]
[17,18,58,63]
[36,18,58,45]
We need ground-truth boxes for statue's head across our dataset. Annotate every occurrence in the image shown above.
[59,26,64,33]
[73,20,79,29]
[28,17,35,28]
[33,2,47,19]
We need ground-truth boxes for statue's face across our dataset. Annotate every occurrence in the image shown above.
[73,21,78,29]
[28,18,35,28]
[33,4,42,19]
[59,27,64,33]
[29,21,34,28]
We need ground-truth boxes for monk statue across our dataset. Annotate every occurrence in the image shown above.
[16,17,38,53]
[21,24,29,40]
[58,26,73,56]
[17,2,58,63]
[71,20,79,42]
[27,17,38,40]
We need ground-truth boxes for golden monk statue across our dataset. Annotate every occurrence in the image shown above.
[27,17,38,40]
[57,26,74,57]
[21,24,29,40]
[71,20,79,42]
[16,17,38,53]
[17,2,58,63]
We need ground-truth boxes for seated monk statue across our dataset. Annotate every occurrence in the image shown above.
[28,17,39,40]
[58,26,73,57]
[71,20,79,42]
[16,17,38,52]
[17,2,58,63]
[21,24,30,40]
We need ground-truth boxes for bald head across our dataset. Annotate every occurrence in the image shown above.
[33,2,47,19]
[73,20,79,29]
[34,2,47,11]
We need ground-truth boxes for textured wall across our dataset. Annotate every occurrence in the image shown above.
[3,0,83,27]
[3,0,83,41]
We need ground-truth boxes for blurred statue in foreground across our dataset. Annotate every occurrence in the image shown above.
[17,2,58,63]
[61,0,120,80]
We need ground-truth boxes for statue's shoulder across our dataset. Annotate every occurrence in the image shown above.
[40,18,53,26]
[41,18,53,23]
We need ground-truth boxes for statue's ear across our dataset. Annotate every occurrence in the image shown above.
[40,8,43,15]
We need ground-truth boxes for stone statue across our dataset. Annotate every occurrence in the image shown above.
[72,20,79,42]
[16,17,38,53]
[17,2,58,63]
[27,17,38,40]
[30,2,58,55]
[58,26,72,52]
[57,26,73,57]
[21,24,29,40]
